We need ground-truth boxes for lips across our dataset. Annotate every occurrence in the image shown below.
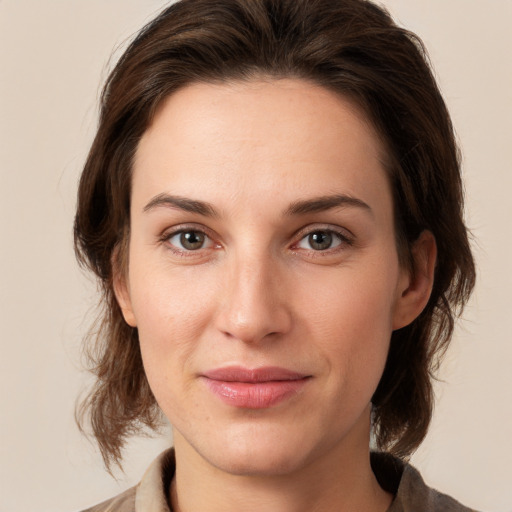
[201,366,311,409]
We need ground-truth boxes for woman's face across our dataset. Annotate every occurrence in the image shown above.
[117,79,418,476]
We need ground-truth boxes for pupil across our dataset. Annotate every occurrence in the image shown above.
[310,231,332,250]
[181,231,204,250]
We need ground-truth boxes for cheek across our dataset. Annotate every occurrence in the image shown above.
[130,256,217,330]
[128,263,218,392]
[304,256,399,334]
[300,258,399,383]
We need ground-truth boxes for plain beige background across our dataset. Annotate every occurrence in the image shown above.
[0,1,511,511]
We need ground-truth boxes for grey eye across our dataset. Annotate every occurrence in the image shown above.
[168,230,211,251]
[298,230,342,251]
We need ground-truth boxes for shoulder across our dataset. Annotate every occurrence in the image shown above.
[371,452,480,512]
[79,449,175,512]
[80,486,136,512]
[394,463,479,512]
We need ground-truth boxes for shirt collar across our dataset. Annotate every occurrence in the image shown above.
[135,449,175,512]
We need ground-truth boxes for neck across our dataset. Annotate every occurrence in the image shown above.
[169,412,392,512]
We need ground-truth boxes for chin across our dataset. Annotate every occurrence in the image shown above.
[192,422,320,477]
[212,444,309,477]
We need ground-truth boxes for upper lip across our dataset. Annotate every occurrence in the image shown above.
[202,366,309,383]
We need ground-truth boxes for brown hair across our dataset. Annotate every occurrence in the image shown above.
[74,0,475,470]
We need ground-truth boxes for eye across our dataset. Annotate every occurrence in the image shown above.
[166,229,214,251]
[297,230,344,251]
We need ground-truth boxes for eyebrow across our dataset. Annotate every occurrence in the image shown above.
[143,193,219,217]
[142,192,372,218]
[284,194,372,217]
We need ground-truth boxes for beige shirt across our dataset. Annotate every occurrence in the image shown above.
[82,449,479,512]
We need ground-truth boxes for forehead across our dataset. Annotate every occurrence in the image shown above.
[132,78,391,217]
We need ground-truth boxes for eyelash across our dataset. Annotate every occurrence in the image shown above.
[291,226,354,256]
[158,225,354,257]
[158,225,218,257]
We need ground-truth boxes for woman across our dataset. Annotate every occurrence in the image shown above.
[74,0,476,510]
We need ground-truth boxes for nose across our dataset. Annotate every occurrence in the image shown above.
[214,253,292,344]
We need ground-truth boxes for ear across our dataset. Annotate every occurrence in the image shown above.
[112,251,137,328]
[392,230,437,330]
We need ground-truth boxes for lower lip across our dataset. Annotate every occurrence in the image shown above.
[203,378,309,409]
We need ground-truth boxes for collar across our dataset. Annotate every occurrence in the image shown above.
[131,449,476,512]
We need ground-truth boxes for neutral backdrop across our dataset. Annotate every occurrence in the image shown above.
[1,1,511,511]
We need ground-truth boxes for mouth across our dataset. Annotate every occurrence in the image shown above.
[200,366,311,409]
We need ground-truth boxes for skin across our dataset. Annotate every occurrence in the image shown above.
[115,79,436,512]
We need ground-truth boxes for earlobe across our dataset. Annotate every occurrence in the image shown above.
[112,252,137,328]
[392,230,437,330]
